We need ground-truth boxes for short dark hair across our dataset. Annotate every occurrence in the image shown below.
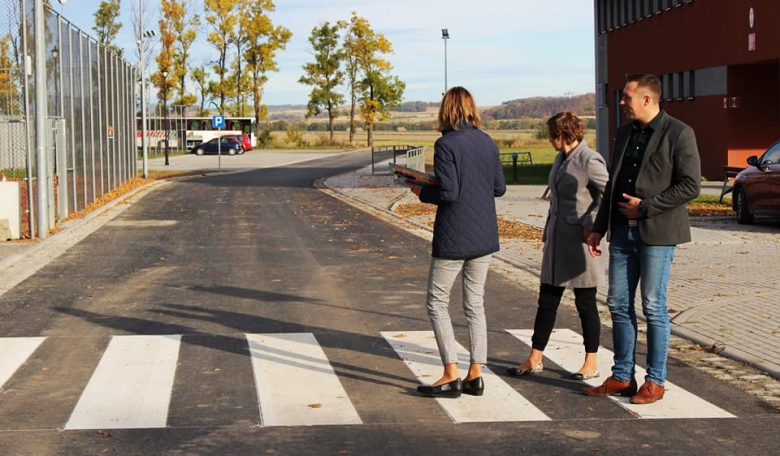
[546,112,584,144]
[626,73,662,102]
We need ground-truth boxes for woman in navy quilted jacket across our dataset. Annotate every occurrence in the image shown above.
[408,86,506,398]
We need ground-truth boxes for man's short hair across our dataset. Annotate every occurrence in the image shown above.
[626,73,662,102]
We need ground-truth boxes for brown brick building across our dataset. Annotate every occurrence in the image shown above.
[593,0,779,178]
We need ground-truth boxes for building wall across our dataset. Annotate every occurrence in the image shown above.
[596,0,780,179]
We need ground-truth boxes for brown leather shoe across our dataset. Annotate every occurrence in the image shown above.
[583,376,638,397]
[630,381,665,404]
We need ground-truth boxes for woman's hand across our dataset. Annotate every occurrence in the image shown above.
[587,232,602,257]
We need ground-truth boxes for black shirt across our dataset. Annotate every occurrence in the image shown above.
[612,110,663,226]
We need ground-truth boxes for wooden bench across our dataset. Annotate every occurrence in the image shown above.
[719,166,744,203]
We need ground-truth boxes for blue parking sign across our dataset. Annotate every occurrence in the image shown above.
[212,115,225,129]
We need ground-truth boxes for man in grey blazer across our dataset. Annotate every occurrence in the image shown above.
[583,73,701,404]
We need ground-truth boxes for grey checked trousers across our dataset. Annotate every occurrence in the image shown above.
[425,254,492,366]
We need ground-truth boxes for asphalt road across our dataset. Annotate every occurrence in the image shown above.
[0,151,777,455]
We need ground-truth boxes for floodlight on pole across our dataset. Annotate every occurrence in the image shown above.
[162,70,170,166]
[139,5,156,178]
[441,29,450,95]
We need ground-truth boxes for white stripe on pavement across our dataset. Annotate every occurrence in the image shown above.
[0,337,46,389]
[506,329,735,419]
[65,335,182,430]
[246,333,362,426]
[382,331,551,423]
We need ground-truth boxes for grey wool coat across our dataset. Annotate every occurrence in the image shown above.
[540,140,609,288]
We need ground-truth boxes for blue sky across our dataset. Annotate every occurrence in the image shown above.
[59,0,596,107]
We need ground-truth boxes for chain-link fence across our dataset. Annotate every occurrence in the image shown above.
[0,0,137,239]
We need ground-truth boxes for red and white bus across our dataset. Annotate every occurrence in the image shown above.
[136,116,256,150]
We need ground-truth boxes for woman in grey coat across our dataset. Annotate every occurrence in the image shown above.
[508,112,609,380]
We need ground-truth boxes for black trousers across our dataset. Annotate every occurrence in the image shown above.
[531,283,600,353]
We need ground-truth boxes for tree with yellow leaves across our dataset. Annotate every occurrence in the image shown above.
[0,34,21,116]
[339,12,405,147]
[239,0,291,125]
[204,0,239,113]
[163,0,200,109]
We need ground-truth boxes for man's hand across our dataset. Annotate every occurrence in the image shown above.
[587,232,603,257]
[618,193,643,219]
[582,227,592,243]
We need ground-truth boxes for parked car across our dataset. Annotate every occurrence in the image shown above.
[191,137,243,156]
[221,133,251,153]
[732,139,780,224]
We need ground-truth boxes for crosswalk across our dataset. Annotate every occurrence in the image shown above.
[0,329,734,430]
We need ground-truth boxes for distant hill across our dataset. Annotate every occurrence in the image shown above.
[264,94,595,122]
[482,93,595,120]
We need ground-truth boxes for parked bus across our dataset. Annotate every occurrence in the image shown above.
[136,116,256,150]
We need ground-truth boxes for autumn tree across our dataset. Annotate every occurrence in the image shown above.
[0,34,21,116]
[204,0,239,113]
[299,22,344,141]
[190,66,212,116]
[164,0,200,109]
[240,0,291,127]
[340,12,404,146]
[338,18,360,144]
[153,3,179,126]
[93,0,123,57]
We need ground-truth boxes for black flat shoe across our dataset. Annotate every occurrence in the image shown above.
[462,377,484,396]
[416,378,462,398]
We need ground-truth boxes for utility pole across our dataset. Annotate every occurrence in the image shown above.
[34,0,50,238]
[139,2,156,178]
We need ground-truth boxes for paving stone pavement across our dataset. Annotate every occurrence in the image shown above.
[322,164,780,382]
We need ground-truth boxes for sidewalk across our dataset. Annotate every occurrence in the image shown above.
[323,165,780,380]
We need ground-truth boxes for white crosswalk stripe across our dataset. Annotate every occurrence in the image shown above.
[247,333,362,426]
[0,330,738,430]
[506,329,736,419]
[0,337,46,390]
[65,335,182,430]
[382,330,551,422]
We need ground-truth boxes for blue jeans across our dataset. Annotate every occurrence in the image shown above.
[607,224,675,386]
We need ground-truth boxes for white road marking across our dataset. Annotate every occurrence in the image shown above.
[65,335,182,430]
[0,337,46,389]
[246,333,362,426]
[382,331,550,423]
[506,329,736,419]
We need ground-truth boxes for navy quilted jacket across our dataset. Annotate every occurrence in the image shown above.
[419,124,506,259]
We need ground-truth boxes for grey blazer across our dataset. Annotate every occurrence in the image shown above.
[593,111,701,245]
[541,140,609,288]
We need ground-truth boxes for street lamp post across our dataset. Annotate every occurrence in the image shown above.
[138,26,157,177]
[441,29,450,95]
[51,46,60,116]
[162,70,169,166]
